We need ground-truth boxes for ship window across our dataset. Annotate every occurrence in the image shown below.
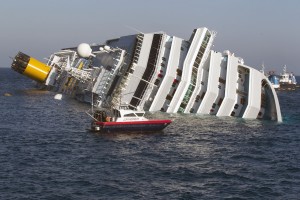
[124,113,137,117]
[166,94,173,101]
[217,98,223,106]
[212,103,216,108]
[129,68,135,74]
[219,77,226,84]
[162,57,166,61]
[180,102,187,109]
[231,111,235,116]
[154,79,160,85]
[161,63,165,67]
[172,89,177,96]
[200,92,205,99]
[240,98,245,105]
[234,104,239,109]
[176,69,182,76]
[195,95,200,102]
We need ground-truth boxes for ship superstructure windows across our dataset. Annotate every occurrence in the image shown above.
[178,30,211,113]
[129,34,163,109]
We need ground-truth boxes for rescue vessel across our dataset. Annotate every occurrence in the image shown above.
[90,105,172,132]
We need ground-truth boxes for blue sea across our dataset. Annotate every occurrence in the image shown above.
[0,68,299,199]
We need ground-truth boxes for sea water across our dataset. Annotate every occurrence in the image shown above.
[0,68,299,199]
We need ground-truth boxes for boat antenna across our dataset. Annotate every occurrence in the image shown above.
[283,65,287,74]
[260,61,265,75]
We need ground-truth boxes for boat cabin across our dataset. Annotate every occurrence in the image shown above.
[93,106,147,122]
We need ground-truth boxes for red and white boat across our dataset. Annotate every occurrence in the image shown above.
[90,105,172,132]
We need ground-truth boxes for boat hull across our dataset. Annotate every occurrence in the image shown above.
[277,83,299,91]
[91,120,172,132]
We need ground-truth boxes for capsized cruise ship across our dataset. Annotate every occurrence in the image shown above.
[11,27,282,121]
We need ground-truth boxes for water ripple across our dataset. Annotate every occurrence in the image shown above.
[1,69,300,199]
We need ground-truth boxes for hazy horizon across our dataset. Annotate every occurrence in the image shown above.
[1,0,299,75]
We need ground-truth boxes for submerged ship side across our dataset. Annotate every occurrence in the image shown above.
[11,27,282,122]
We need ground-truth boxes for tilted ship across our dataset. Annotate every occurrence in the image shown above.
[11,27,282,122]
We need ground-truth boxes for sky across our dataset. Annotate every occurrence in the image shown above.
[1,0,300,75]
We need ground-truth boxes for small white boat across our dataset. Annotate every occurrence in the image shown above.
[90,105,172,132]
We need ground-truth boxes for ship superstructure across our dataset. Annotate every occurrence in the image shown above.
[11,27,282,121]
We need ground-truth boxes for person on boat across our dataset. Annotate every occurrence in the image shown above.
[105,116,112,122]
[93,110,108,122]
[93,110,116,122]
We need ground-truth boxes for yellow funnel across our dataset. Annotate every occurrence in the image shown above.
[11,52,51,83]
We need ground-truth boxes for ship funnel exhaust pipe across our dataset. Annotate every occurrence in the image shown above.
[11,52,51,83]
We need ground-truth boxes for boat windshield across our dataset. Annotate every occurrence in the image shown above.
[135,113,145,117]
[123,112,145,117]
[124,113,136,117]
